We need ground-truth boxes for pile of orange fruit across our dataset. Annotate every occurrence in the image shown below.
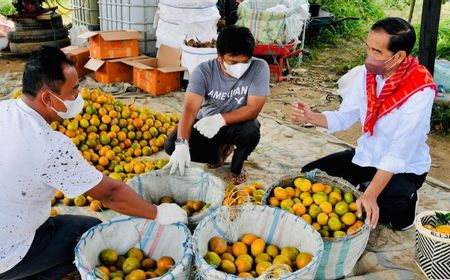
[50,88,178,183]
[268,178,365,238]
[95,247,175,279]
[223,182,266,206]
[51,189,104,213]
[204,235,313,278]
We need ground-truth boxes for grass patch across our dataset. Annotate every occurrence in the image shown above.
[412,18,450,60]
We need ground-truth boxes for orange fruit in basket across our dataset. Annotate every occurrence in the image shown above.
[238,272,254,278]
[334,202,349,216]
[341,212,357,226]
[256,261,271,276]
[329,191,342,202]
[273,187,288,201]
[126,248,144,262]
[301,214,313,224]
[142,258,156,270]
[265,245,279,259]
[100,249,118,265]
[317,213,329,226]
[347,225,359,234]
[302,196,314,207]
[273,255,291,266]
[241,233,258,246]
[232,242,248,257]
[423,224,435,230]
[269,197,280,207]
[328,217,342,232]
[251,239,266,257]
[349,202,358,212]
[235,255,253,273]
[157,256,175,271]
[324,185,332,194]
[294,178,311,192]
[436,225,450,234]
[312,183,325,193]
[154,267,168,277]
[220,259,237,274]
[296,252,313,269]
[204,251,221,267]
[312,222,321,231]
[281,246,299,262]
[221,252,235,262]
[255,253,272,264]
[209,236,228,254]
[319,201,333,214]
[285,187,296,198]
[292,203,306,216]
[128,269,146,280]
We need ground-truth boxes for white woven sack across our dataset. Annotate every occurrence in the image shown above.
[156,18,218,48]
[127,166,226,225]
[193,205,324,280]
[315,230,370,280]
[181,42,217,76]
[75,216,193,280]
[415,210,450,280]
[158,0,220,24]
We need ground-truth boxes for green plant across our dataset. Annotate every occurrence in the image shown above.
[319,0,384,37]
[431,103,450,134]
[435,211,450,227]
[0,0,15,17]
[412,18,450,60]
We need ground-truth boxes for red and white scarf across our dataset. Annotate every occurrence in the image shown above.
[364,55,437,136]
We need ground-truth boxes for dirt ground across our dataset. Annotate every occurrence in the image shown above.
[1,45,450,185]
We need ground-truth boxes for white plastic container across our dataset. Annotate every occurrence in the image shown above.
[71,0,99,31]
[181,42,217,80]
[99,0,158,55]
[155,0,220,49]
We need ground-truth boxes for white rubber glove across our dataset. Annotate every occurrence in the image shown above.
[194,114,226,139]
[155,203,188,225]
[165,143,190,176]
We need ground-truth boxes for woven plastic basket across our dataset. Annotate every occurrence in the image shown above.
[262,170,371,280]
[415,210,450,280]
[193,205,324,279]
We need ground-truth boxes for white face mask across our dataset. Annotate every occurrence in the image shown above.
[223,60,251,79]
[50,92,84,119]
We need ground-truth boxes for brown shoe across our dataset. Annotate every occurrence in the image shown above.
[229,169,248,185]
[207,144,234,169]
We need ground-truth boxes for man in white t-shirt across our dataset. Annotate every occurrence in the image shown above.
[291,17,436,231]
[0,47,187,279]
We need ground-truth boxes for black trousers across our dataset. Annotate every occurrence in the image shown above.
[165,119,261,175]
[0,215,101,280]
[302,149,427,229]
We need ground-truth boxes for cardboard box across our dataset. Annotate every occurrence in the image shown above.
[123,45,186,95]
[79,31,141,60]
[61,46,91,77]
[84,56,148,84]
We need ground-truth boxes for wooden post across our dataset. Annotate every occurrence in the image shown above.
[418,0,441,75]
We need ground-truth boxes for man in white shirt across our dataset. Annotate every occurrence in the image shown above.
[0,47,187,279]
[291,17,436,231]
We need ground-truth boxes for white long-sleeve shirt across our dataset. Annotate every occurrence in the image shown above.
[323,67,435,175]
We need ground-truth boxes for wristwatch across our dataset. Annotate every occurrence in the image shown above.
[175,137,189,146]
